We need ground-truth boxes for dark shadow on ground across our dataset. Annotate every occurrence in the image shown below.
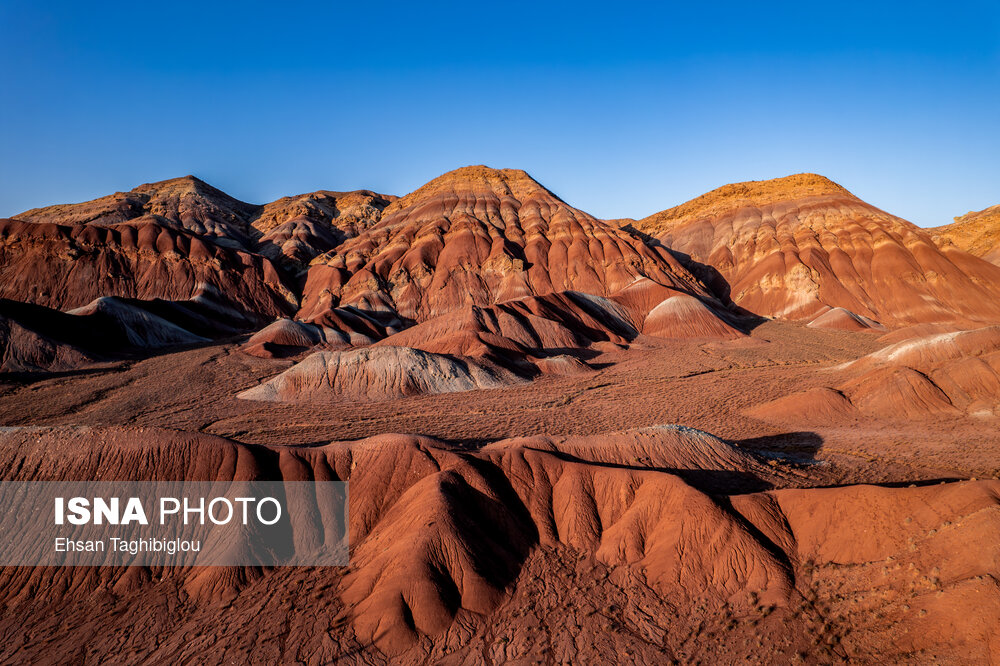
[0,363,130,386]
[732,431,825,466]
[619,224,770,332]
[814,477,966,490]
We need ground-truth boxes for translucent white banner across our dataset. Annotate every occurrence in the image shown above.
[0,481,348,566]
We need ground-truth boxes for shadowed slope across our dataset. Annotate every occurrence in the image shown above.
[0,300,103,372]
[0,287,269,373]
[242,309,399,358]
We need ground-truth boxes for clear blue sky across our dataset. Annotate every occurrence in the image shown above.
[1,1,997,226]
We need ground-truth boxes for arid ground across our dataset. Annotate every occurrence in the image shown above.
[1,167,999,663]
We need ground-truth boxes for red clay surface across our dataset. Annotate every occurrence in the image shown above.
[1,168,999,664]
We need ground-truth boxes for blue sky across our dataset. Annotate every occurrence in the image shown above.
[1,1,997,226]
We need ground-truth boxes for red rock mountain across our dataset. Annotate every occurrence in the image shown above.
[5,167,1000,663]
[252,190,395,270]
[297,166,726,324]
[1,177,399,327]
[16,175,261,249]
[14,175,393,267]
[0,217,296,317]
[239,166,746,399]
[929,203,1000,267]
[629,174,1000,326]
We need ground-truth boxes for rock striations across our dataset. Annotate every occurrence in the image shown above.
[236,166,745,396]
[1,426,997,663]
[750,325,1000,422]
[5,167,1000,664]
[0,177,401,369]
[929,203,1000,267]
[297,166,729,325]
[0,217,296,317]
[252,190,395,270]
[15,176,260,248]
[630,174,1000,326]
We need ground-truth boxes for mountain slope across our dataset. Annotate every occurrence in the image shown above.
[629,174,1000,326]
[252,190,395,270]
[0,217,296,317]
[298,166,727,325]
[16,176,260,249]
[14,176,394,265]
[929,204,1000,267]
[2,177,401,322]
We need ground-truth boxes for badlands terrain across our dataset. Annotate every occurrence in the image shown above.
[1,166,999,663]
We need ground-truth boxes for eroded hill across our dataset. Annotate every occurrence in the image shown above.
[2,167,1000,665]
[629,174,1000,327]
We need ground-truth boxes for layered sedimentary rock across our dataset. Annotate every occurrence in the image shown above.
[252,190,395,269]
[297,166,728,326]
[15,176,260,249]
[238,345,520,402]
[0,218,296,317]
[750,325,1000,421]
[929,203,1000,267]
[629,174,1000,326]
[3,168,751,373]
[1,426,997,663]
[9,176,396,301]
